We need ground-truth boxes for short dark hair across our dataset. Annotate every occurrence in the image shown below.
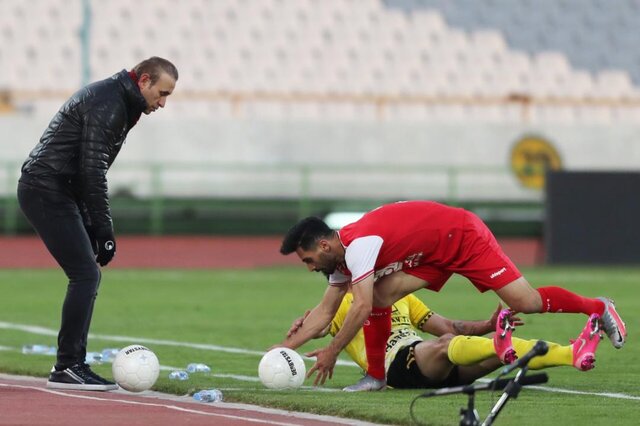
[132,56,179,84]
[280,217,334,255]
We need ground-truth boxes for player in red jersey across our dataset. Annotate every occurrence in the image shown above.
[278,201,627,391]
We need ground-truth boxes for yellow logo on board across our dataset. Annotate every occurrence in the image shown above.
[510,135,562,189]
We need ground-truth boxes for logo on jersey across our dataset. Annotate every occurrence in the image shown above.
[374,252,424,282]
[404,252,424,268]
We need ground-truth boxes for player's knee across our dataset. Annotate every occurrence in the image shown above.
[508,295,542,313]
[433,334,455,358]
[497,280,543,313]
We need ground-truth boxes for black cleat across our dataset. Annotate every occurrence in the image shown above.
[46,363,118,391]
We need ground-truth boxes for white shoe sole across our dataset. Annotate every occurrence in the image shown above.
[46,381,118,391]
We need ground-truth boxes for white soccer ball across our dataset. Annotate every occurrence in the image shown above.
[112,345,160,392]
[258,347,306,389]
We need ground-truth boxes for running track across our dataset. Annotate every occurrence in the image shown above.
[0,236,543,269]
[0,374,380,426]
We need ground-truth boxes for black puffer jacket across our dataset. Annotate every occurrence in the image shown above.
[20,70,147,233]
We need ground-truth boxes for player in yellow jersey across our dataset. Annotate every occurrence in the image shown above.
[288,293,603,389]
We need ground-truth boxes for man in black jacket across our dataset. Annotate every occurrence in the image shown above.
[17,57,178,391]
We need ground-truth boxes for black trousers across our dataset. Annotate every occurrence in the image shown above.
[17,181,101,369]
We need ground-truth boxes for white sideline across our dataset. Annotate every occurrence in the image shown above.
[0,321,357,367]
[0,378,381,426]
[1,320,639,401]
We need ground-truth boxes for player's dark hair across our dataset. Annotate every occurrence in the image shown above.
[280,217,334,254]
[132,56,179,84]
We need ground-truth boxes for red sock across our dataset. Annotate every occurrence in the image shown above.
[537,286,605,315]
[362,306,391,380]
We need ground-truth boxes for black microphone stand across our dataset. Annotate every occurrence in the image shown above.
[414,367,548,426]
[479,365,533,426]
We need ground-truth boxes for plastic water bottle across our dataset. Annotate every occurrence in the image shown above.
[22,344,56,355]
[168,370,189,380]
[186,363,211,373]
[100,348,120,362]
[193,389,223,403]
[85,352,103,365]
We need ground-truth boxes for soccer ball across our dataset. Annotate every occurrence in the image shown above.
[258,347,306,389]
[112,345,160,392]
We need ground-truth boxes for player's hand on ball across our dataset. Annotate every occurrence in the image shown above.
[287,310,311,337]
[304,346,338,386]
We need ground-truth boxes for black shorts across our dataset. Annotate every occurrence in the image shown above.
[387,341,461,389]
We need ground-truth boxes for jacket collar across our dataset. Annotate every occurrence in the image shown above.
[113,69,147,127]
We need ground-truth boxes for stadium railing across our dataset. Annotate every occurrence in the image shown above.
[1,161,542,236]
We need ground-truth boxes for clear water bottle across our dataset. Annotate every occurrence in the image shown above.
[193,389,223,403]
[85,352,103,364]
[168,370,189,380]
[100,348,120,362]
[186,363,211,373]
[22,344,56,355]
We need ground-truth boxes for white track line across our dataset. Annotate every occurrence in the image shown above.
[0,382,308,426]
[0,378,379,426]
[2,320,638,401]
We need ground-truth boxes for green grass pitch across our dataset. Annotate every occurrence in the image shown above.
[0,267,638,425]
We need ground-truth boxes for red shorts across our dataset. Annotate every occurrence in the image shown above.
[406,210,521,293]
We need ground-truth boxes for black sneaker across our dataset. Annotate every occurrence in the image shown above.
[46,363,118,391]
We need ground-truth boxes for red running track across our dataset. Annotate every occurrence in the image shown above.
[0,375,380,426]
[0,236,543,269]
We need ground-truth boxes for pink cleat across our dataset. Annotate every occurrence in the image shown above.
[494,309,518,364]
[571,313,603,371]
[597,297,627,349]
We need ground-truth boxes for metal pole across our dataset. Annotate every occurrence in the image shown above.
[80,0,92,86]
[3,162,18,235]
[150,164,164,235]
[298,165,311,219]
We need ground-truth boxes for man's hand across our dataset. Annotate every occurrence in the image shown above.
[95,228,116,266]
[489,303,523,330]
[287,310,311,338]
[304,346,339,386]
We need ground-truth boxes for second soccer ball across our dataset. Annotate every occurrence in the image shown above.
[258,347,306,389]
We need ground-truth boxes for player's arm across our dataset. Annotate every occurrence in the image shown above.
[286,310,331,339]
[326,275,374,354]
[420,303,518,336]
[279,284,348,349]
[325,235,381,352]
[420,310,495,337]
[305,275,374,385]
[420,313,491,336]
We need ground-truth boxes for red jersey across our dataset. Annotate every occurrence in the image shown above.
[332,201,465,283]
[330,200,521,292]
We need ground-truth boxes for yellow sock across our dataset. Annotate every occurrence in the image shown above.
[512,338,572,369]
[448,335,495,365]
[448,335,573,369]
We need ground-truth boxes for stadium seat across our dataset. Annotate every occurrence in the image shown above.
[2,0,640,122]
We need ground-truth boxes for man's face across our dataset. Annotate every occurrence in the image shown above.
[296,242,340,276]
[138,72,176,115]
